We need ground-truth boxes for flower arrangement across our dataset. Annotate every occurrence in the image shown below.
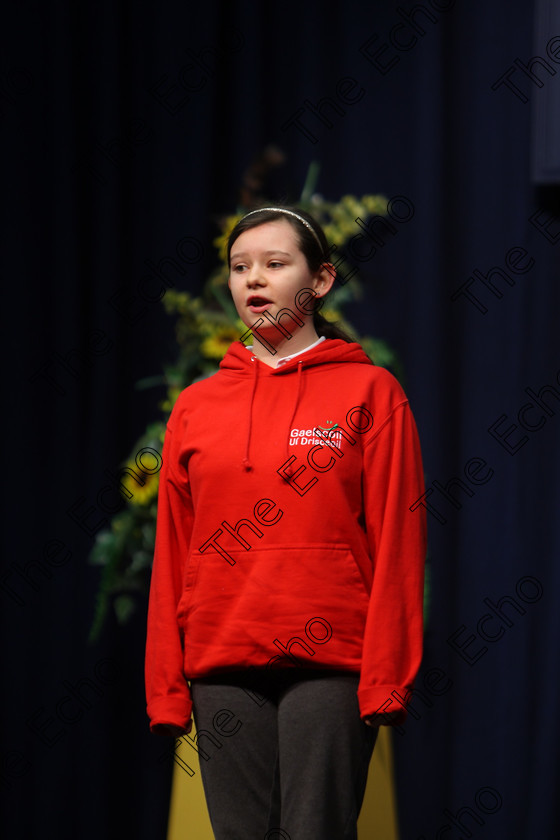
[88,155,404,641]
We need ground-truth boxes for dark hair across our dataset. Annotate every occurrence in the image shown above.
[227,206,353,342]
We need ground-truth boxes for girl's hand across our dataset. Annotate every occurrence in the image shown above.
[154,720,193,737]
[364,711,402,727]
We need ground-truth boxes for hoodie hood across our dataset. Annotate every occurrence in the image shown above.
[219,338,374,376]
[219,339,374,470]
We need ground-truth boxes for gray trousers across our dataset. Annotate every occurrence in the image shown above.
[189,669,377,840]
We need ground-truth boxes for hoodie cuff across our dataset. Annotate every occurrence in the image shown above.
[357,684,411,726]
[148,695,193,735]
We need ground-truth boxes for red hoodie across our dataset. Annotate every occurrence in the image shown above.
[145,338,426,733]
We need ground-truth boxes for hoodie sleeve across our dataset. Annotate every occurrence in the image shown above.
[145,411,194,735]
[357,399,427,725]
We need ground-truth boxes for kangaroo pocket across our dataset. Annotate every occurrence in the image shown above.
[177,543,371,677]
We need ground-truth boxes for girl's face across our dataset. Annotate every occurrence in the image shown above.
[228,219,334,329]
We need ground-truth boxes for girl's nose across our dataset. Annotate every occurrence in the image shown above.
[246,266,266,287]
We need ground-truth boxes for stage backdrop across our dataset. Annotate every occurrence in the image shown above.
[2,0,559,838]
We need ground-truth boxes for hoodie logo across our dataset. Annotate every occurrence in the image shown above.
[289,422,342,447]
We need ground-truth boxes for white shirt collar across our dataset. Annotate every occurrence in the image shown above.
[245,335,326,367]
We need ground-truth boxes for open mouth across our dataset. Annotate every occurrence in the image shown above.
[247,296,273,313]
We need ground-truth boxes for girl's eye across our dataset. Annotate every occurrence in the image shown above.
[232,264,247,273]
[269,261,283,268]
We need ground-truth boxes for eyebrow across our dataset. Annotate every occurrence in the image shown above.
[230,250,293,260]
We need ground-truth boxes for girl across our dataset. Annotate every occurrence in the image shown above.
[145,206,427,839]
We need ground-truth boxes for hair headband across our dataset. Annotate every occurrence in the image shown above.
[240,207,323,251]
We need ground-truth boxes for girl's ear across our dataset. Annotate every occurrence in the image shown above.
[314,262,336,298]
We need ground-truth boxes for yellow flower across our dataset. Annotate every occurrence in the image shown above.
[160,385,183,413]
[214,214,244,263]
[320,307,342,322]
[362,194,387,215]
[341,195,363,217]
[323,223,342,245]
[162,289,192,316]
[200,323,240,359]
[121,466,160,507]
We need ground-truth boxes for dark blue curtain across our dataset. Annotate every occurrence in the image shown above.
[3,1,559,838]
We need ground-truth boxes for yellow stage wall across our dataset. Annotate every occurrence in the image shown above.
[167,724,399,839]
